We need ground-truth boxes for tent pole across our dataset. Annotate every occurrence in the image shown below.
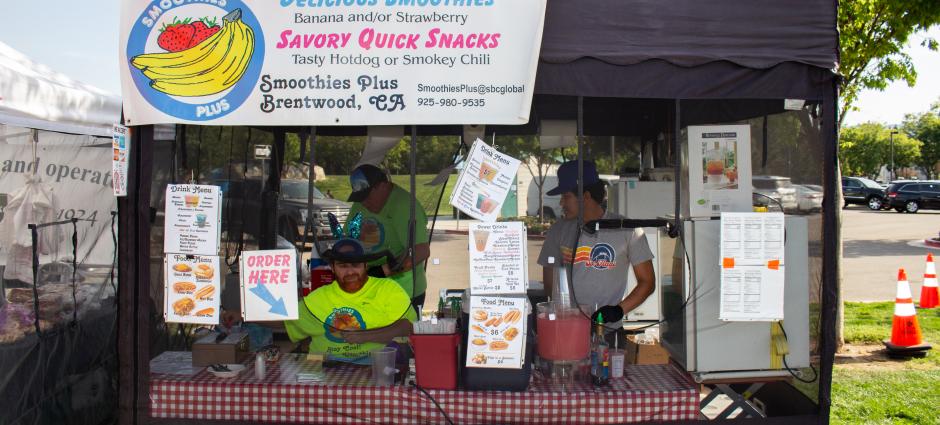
[304,127,321,256]
[577,97,584,227]
[818,76,841,420]
[409,125,417,303]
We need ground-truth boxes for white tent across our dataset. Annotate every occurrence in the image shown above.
[0,41,121,137]
[0,42,119,271]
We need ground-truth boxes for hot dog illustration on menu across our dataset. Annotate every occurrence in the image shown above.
[165,255,221,324]
[466,295,526,369]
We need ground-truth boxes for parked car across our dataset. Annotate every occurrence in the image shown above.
[212,178,350,245]
[885,180,940,213]
[526,174,620,219]
[795,184,823,212]
[752,176,799,212]
[279,179,350,242]
[841,176,887,210]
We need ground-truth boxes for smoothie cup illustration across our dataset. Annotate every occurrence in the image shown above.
[478,161,498,182]
[473,230,490,252]
[184,194,200,207]
[195,213,208,228]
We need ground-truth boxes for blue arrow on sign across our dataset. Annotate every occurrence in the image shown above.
[249,281,288,316]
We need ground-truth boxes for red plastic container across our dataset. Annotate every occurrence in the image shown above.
[409,333,460,390]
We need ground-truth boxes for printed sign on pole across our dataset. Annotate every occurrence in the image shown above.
[163,184,222,255]
[112,124,130,196]
[466,295,526,369]
[164,254,221,324]
[468,221,528,295]
[240,249,299,321]
[449,139,521,222]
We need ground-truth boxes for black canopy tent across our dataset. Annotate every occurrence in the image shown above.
[118,0,840,423]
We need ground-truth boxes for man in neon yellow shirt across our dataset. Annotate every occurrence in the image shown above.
[284,239,416,363]
[345,164,430,311]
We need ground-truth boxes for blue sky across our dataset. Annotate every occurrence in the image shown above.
[0,1,936,126]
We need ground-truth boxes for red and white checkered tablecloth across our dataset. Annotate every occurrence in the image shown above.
[150,353,697,424]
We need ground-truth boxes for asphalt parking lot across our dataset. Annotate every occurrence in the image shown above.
[841,206,940,302]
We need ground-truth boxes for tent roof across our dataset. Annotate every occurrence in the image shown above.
[540,0,838,71]
[0,41,121,137]
[536,0,838,99]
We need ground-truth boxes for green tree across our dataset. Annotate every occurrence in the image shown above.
[901,100,940,178]
[838,1,940,127]
[839,122,921,177]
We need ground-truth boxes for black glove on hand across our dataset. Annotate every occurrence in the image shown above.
[592,305,624,323]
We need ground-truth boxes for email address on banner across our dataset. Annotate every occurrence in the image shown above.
[417,84,526,96]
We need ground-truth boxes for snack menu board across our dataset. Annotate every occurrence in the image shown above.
[468,222,528,295]
[164,184,222,255]
[164,254,221,324]
[466,296,526,369]
[240,249,299,321]
[449,139,521,222]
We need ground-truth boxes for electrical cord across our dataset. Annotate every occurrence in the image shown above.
[779,324,818,384]
[411,382,455,425]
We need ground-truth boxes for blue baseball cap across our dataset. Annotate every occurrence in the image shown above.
[323,238,368,263]
[546,160,600,196]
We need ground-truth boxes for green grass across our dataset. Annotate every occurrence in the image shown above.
[830,302,940,424]
[843,301,940,367]
[316,174,457,217]
[831,369,940,425]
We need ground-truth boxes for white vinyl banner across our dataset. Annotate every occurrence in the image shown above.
[0,142,116,266]
[120,0,547,126]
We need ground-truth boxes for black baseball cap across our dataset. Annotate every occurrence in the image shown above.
[347,164,388,202]
[323,238,384,264]
[546,160,600,196]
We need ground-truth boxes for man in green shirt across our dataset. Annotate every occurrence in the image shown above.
[345,164,430,312]
[284,238,416,363]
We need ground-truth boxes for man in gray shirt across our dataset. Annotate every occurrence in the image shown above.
[537,160,656,328]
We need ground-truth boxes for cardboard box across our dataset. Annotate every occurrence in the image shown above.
[192,331,250,367]
[624,335,670,365]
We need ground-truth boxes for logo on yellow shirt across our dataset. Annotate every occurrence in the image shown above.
[324,307,365,343]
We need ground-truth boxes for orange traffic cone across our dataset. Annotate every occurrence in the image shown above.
[920,253,939,309]
[884,268,931,358]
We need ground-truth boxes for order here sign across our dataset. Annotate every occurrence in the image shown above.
[240,249,299,321]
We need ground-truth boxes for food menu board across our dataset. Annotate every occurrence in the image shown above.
[687,125,752,217]
[164,184,222,255]
[164,254,221,324]
[240,249,299,321]
[468,222,528,295]
[449,139,521,222]
[466,296,526,369]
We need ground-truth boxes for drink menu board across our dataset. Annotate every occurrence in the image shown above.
[449,139,521,222]
[687,125,753,217]
[164,254,221,324]
[164,184,222,255]
[466,295,527,369]
[468,222,528,295]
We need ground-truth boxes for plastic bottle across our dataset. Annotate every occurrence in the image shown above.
[255,352,266,380]
[590,314,609,386]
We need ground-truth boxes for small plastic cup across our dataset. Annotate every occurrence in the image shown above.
[610,348,625,378]
[370,347,398,386]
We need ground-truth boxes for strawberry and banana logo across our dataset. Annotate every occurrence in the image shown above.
[131,9,255,97]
